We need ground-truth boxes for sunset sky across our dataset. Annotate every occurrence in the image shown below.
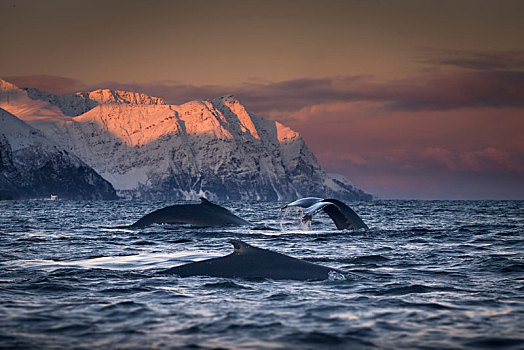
[1,0,523,199]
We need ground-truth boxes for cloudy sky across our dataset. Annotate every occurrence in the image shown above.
[1,0,523,199]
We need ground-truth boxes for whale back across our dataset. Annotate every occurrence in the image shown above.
[164,240,339,281]
[129,198,250,227]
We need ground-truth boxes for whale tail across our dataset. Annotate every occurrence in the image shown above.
[281,197,368,230]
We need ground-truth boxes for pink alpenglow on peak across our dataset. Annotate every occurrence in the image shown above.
[77,89,167,106]
[276,122,299,143]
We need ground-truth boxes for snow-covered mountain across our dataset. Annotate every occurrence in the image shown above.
[0,78,371,201]
[0,107,117,200]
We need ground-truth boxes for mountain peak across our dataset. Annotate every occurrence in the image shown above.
[213,94,240,104]
[0,78,19,91]
[79,89,166,105]
[0,78,28,103]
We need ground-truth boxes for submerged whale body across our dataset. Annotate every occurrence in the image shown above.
[128,198,251,228]
[163,240,345,281]
[282,197,368,230]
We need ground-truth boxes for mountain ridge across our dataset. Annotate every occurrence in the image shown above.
[0,78,371,201]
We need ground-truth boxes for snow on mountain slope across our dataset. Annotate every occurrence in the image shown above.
[1,79,371,201]
[0,107,117,200]
[35,97,369,200]
[24,87,98,117]
[0,79,164,119]
[0,79,72,122]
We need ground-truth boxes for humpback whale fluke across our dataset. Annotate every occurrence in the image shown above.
[127,198,252,228]
[163,240,346,281]
[281,197,368,230]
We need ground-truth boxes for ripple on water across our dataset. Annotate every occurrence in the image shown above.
[280,330,376,348]
[0,199,523,349]
[203,281,253,290]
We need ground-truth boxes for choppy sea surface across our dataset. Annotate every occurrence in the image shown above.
[0,199,523,349]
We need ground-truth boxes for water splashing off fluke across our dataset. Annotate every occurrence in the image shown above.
[279,205,312,231]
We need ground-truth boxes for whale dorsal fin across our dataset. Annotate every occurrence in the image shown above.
[229,239,251,254]
[200,197,211,205]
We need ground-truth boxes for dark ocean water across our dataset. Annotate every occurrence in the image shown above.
[0,199,523,349]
